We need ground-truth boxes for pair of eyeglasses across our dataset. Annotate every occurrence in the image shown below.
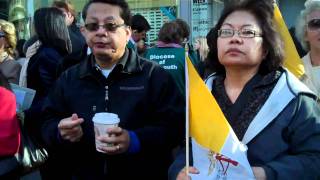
[218,29,262,38]
[307,19,320,31]
[0,31,5,38]
[84,23,126,32]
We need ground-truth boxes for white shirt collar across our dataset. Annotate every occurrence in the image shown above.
[95,63,116,79]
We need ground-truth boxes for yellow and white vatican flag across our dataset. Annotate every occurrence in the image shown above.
[185,54,255,179]
[273,3,305,78]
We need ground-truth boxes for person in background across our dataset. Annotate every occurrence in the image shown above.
[174,18,201,73]
[144,21,185,96]
[170,0,320,179]
[127,14,151,52]
[25,7,72,180]
[194,37,209,63]
[295,0,320,100]
[41,0,184,179]
[174,19,190,45]
[19,39,41,87]
[52,0,86,56]
[15,39,26,66]
[52,1,88,75]
[0,71,20,180]
[193,36,209,78]
[136,39,147,56]
[0,20,21,84]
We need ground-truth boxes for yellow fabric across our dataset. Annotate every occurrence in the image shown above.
[274,4,305,78]
[187,56,229,152]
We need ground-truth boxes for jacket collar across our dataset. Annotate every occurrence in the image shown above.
[242,69,314,144]
[206,69,309,145]
[156,41,183,48]
[241,70,293,144]
[253,70,282,88]
[79,48,142,79]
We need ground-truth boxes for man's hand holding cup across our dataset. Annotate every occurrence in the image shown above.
[93,112,129,154]
[97,126,130,154]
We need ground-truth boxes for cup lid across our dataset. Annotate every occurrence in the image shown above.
[92,112,120,124]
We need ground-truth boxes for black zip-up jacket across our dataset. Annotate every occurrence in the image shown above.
[41,48,185,180]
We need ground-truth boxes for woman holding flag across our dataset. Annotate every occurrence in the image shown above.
[170,0,320,179]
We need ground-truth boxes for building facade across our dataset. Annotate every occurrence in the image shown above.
[6,0,307,44]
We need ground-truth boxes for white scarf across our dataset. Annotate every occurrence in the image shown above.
[19,40,41,87]
[302,52,320,99]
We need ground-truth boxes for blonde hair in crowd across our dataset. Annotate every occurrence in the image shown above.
[194,36,209,62]
[0,19,17,57]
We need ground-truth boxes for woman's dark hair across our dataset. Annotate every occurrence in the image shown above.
[82,0,131,26]
[206,0,284,75]
[34,7,71,54]
[174,18,190,40]
[158,21,184,45]
[16,39,26,58]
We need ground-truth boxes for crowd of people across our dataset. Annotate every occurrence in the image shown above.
[0,0,319,179]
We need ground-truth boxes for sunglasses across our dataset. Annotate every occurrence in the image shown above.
[307,19,320,31]
[84,23,126,32]
[0,31,5,38]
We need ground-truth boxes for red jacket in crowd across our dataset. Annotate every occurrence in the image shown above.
[0,87,20,156]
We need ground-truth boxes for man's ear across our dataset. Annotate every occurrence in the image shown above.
[126,26,132,41]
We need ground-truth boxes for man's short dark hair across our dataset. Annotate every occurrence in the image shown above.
[82,0,131,26]
[131,14,151,32]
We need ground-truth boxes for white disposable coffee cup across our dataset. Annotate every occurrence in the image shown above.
[92,112,120,152]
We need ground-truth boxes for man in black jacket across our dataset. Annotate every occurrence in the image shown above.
[41,0,185,179]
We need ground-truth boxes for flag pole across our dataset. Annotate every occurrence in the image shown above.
[185,45,190,177]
